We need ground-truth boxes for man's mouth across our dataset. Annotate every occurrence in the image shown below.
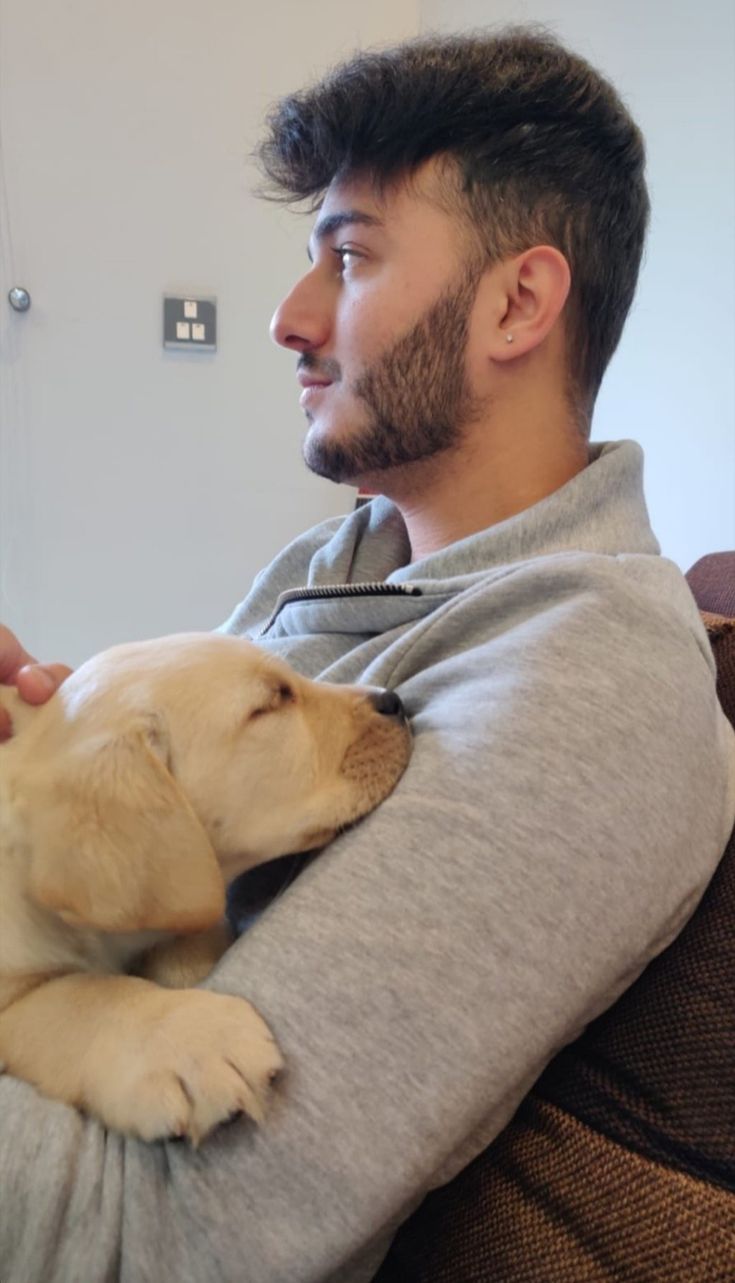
[298,366,335,410]
[299,381,332,409]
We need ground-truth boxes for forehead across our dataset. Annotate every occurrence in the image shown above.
[312,160,466,256]
[320,170,385,216]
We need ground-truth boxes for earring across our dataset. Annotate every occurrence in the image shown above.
[506,334,514,344]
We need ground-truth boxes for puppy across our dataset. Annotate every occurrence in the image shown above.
[0,632,410,1143]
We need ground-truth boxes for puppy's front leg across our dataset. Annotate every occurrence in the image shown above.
[0,973,282,1143]
[134,921,235,988]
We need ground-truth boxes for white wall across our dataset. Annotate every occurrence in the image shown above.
[1,1,732,666]
[0,0,419,665]
[422,0,735,572]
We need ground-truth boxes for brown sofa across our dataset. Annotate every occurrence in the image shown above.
[376,552,735,1283]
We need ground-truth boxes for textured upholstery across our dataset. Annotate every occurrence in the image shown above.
[375,553,735,1283]
[688,553,735,619]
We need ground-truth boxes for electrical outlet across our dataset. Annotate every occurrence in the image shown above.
[164,297,217,351]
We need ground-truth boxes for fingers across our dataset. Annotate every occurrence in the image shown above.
[0,624,37,684]
[0,628,72,743]
[14,662,73,704]
[0,662,71,742]
[0,707,12,743]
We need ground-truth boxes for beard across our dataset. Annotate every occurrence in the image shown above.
[301,266,485,486]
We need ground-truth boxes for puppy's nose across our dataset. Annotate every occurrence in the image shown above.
[369,689,405,719]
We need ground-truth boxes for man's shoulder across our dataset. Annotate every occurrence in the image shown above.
[448,547,706,643]
[411,547,717,708]
[560,549,711,662]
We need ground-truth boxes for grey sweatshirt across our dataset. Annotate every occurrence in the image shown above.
[2,440,734,1283]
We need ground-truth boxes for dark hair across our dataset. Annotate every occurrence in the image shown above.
[257,27,650,427]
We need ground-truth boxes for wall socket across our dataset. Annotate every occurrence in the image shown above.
[163,296,217,351]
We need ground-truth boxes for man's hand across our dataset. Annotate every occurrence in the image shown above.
[0,625,72,741]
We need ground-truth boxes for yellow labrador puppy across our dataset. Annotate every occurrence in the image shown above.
[0,632,410,1143]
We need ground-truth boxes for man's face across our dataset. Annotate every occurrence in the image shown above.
[270,166,487,487]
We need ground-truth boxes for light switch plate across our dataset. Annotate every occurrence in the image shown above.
[164,296,217,351]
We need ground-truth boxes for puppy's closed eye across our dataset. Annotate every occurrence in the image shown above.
[249,682,295,720]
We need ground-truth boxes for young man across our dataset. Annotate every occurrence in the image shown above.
[2,29,734,1283]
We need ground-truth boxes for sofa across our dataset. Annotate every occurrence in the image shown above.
[375,552,735,1283]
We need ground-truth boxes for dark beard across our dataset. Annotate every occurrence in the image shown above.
[303,267,484,485]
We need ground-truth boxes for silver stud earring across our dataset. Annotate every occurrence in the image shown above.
[506,334,514,344]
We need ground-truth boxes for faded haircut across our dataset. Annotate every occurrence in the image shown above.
[257,27,650,432]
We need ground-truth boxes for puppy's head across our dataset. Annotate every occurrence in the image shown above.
[5,633,410,934]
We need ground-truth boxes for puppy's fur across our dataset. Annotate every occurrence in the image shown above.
[0,633,410,1142]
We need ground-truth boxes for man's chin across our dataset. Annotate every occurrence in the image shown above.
[302,426,363,487]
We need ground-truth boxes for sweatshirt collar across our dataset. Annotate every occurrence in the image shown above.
[307,440,660,590]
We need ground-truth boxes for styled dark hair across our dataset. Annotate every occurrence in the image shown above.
[258,27,650,427]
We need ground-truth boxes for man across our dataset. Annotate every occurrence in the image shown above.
[1,28,733,1283]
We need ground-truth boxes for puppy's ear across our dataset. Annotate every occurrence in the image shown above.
[25,720,225,933]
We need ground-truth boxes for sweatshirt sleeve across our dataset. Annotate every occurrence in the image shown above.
[2,559,733,1283]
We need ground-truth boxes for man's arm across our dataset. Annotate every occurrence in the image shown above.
[1,582,733,1283]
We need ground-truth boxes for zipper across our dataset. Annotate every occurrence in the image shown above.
[256,581,423,638]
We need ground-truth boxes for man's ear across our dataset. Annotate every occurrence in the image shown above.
[485,245,572,361]
[25,721,225,933]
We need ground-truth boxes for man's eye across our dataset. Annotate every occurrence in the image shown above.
[333,246,362,271]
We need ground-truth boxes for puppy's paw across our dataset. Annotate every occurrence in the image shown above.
[96,990,283,1144]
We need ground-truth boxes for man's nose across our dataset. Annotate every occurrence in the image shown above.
[270,271,330,352]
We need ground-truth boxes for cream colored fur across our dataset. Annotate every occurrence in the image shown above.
[0,632,410,1143]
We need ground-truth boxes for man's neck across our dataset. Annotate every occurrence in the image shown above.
[366,418,590,563]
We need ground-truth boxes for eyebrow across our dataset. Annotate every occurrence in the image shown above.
[307,210,384,262]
